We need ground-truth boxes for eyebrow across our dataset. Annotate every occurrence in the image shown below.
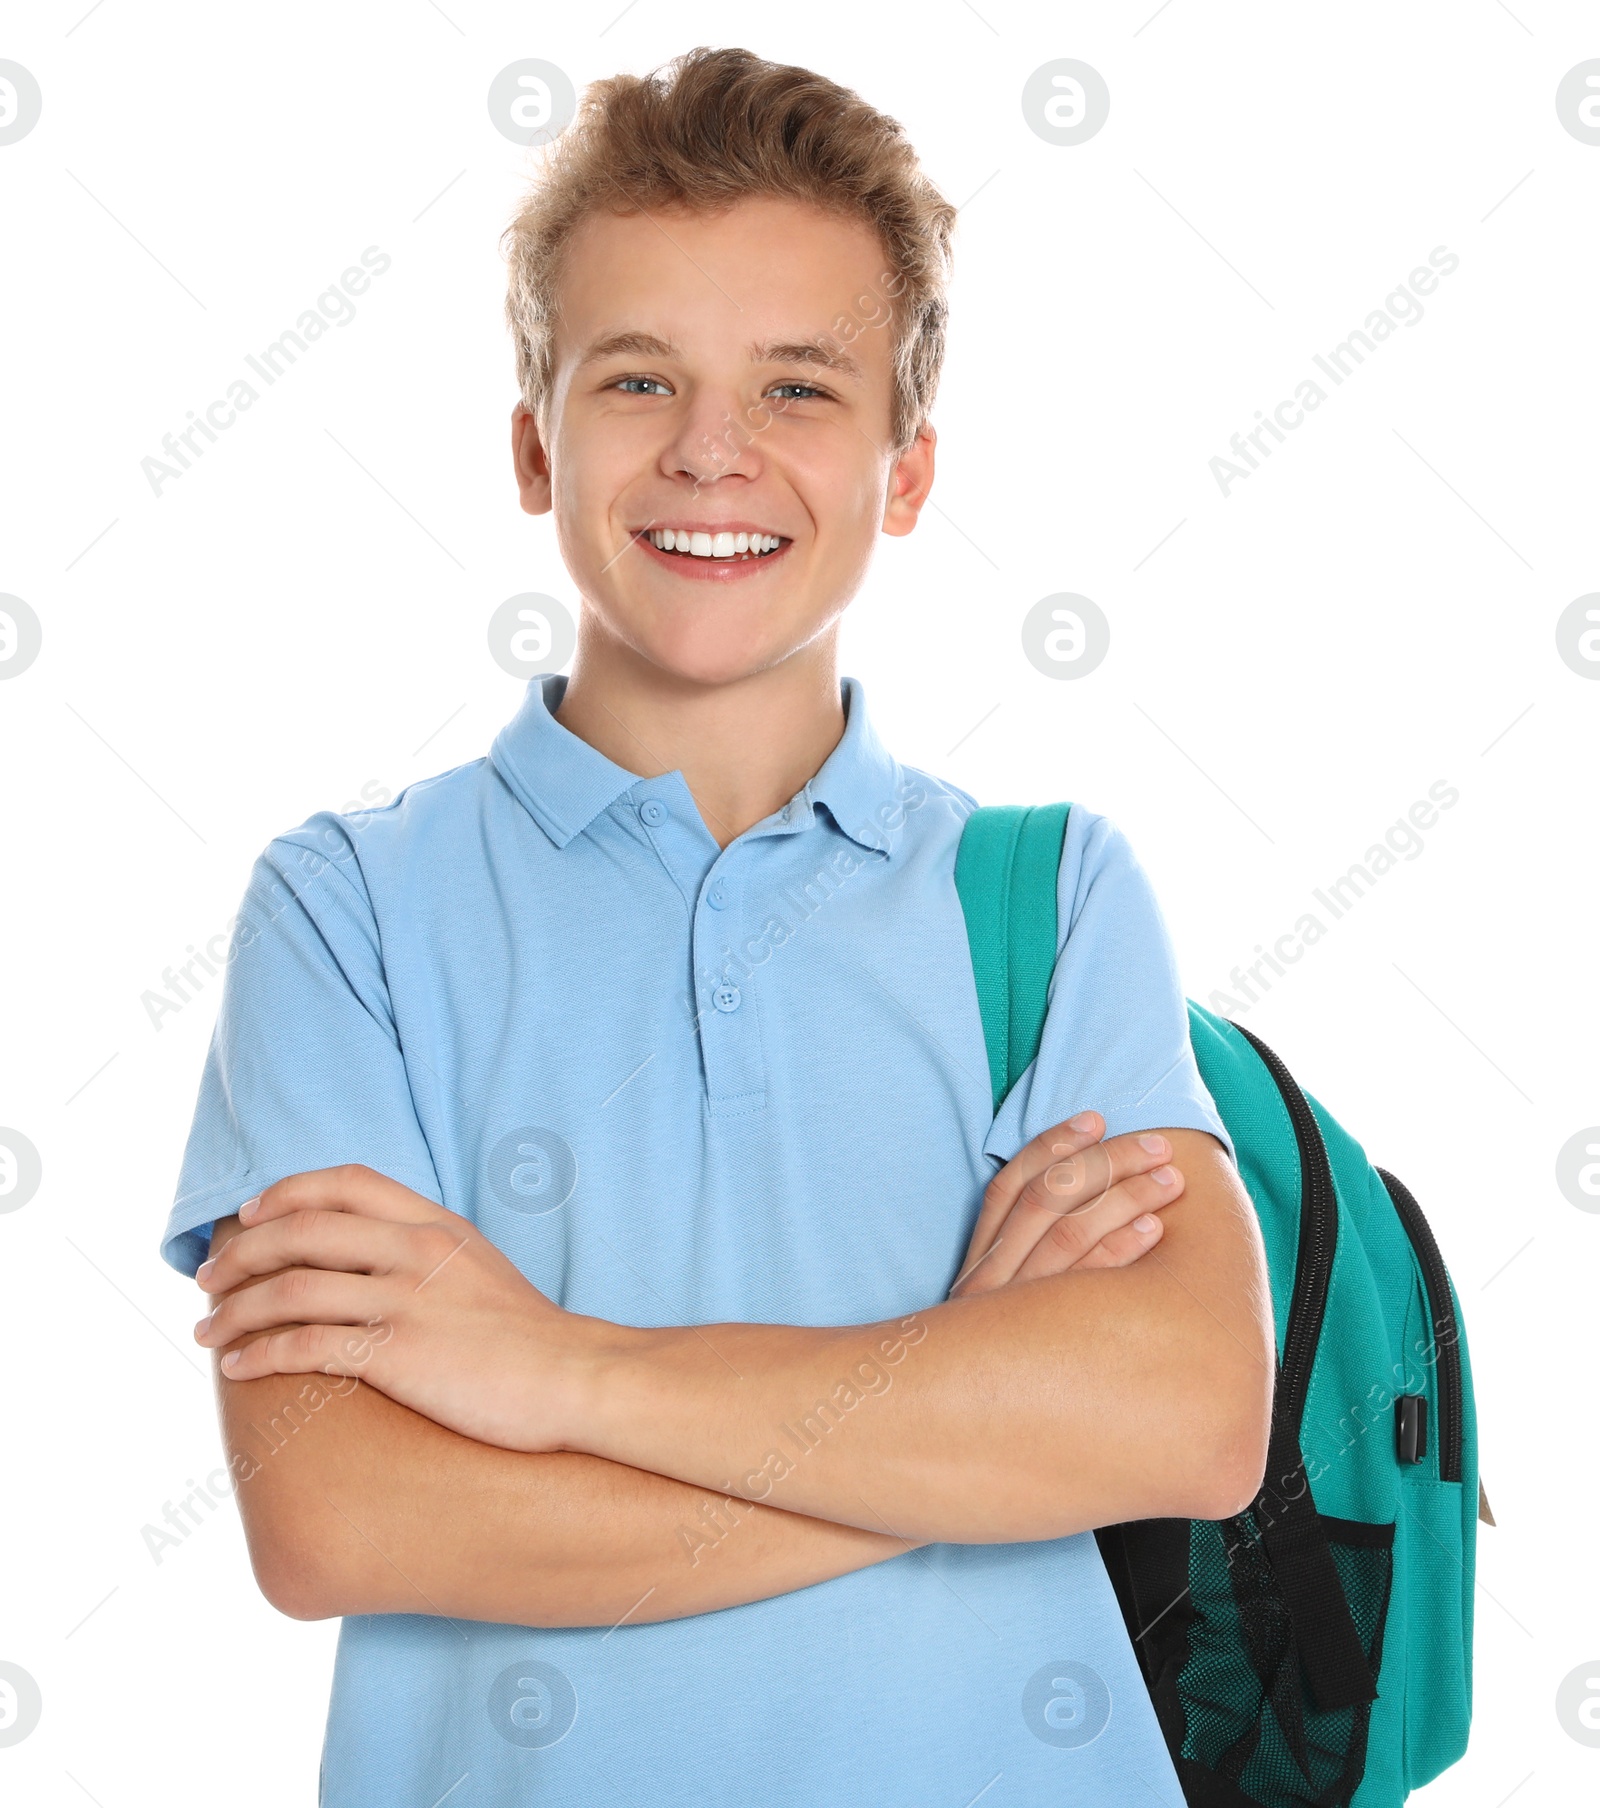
[577,330,864,384]
[749,339,865,384]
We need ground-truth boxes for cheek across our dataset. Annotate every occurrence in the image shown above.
[548,419,600,507]
[789,446,889,548]
[549,435,635,558]
[835,473,893,564]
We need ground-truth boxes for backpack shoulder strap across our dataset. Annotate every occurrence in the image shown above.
[953,802,1072,1115]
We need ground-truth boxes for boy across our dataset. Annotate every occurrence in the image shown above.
[164,46,1272,1806]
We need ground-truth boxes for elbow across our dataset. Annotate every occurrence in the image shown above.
[1191,1394,1273,1523]
[1184,1307,1275,1522]
[251,1543,346,1621]
[1193,1445,1267,1523]
[243,1505,376,1621]
[263,1585,338,1624]
[1152,1342,1273,1524]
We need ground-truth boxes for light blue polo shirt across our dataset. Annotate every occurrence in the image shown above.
[162,671,1234,1808]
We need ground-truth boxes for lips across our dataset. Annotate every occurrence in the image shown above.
[628,522,794,582]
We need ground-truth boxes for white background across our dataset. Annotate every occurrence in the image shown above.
[1,2,1595,1802]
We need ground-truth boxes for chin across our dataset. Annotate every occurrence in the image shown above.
[639,635,796,690]
[584,589,810,687]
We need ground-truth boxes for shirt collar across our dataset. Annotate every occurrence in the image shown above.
[489,672,909,860]
[797,674,909,859]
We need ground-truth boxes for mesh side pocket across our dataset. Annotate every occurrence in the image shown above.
[1176,1511,1395,1808]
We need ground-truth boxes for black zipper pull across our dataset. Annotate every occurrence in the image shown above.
[1396,1394,1428,1465]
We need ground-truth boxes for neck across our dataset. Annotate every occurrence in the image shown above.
[554,628,846,851]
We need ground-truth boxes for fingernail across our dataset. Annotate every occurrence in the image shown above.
[238,1196,261,1222]
[1068,1111,1098,1132]
[196,1259,216,1284]
[1139,1134,1167,1154]
[193,1313,214,1338]
[222,1349,241,1370]
[1134,1214,1159,1233]
[1151,1165,1177,1186]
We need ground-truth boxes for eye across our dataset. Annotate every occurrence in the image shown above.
[612,375,673,396]
[767,381,830,402]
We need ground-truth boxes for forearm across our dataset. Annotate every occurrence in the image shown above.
[198,1134,1271,1560]
[574,1289,1164,1541]
[219,1358,914,1625]
[204,1208,913,1627]
[571,1204,1271,1543]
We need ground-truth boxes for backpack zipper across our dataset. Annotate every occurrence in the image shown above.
[1222,1025,1390,1714]
[1230,1023,1337,1434]
[1374,1168,1464,1483]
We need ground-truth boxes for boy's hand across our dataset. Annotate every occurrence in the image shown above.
[193,1126,1181,1451]
[948,1112,1183,1298]
[192,1165,589,1453]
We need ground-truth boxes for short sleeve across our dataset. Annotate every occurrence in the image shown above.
[981,807,1235,1170]
[159,817,442,1276]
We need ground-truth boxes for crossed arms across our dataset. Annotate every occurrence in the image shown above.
[196,1116,1273,1628]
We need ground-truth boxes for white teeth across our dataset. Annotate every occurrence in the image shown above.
[648,528,783,558]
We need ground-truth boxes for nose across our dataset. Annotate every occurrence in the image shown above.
[660,383,767,490]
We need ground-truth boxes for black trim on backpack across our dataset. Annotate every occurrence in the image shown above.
[1223,1026,1378,1714]
[1095,1024,1389,1804]
[1375,1167,1464,1483]
[1315,1514,1400,1549]
[1093,1517,1195,1756]
[1229,1025,1335,1435]
[1175,1756,1278,1808]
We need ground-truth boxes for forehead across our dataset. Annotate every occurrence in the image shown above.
[551,195,894,370]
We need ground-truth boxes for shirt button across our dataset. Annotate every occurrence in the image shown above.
[712,983,742,1013]
[639,799,668,827]
[707,880,729,910]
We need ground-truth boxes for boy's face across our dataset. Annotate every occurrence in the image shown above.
[513,195,934,687]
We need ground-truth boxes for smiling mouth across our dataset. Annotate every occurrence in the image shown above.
[641,527,788,562]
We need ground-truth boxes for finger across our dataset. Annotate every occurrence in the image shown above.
[954,1148,1112,1295]
[959,1143,1168,1294]
[237,1164,449,1231]
[196,1207,409,1296]
[968,1126,1185,1287]
[962,1120,1182,1281]
[217,1319,388,1383]
[958,1155,1183,1296]
[1041,1130,1184,1215]
[1061,1212,1167,1272]
[1011,1163,1187,1285]
[961,1113,1105,1278]
[196,1269,384,1348]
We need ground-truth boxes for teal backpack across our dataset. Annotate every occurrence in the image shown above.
[954,803,1482,1808]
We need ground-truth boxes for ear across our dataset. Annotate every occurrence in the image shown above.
[512,403,553,516]
[881,424,936,538]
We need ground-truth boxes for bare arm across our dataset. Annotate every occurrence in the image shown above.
[207,1212,913,1627]
[570,1129,1274,1541]
[202,1114,1189,1621]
